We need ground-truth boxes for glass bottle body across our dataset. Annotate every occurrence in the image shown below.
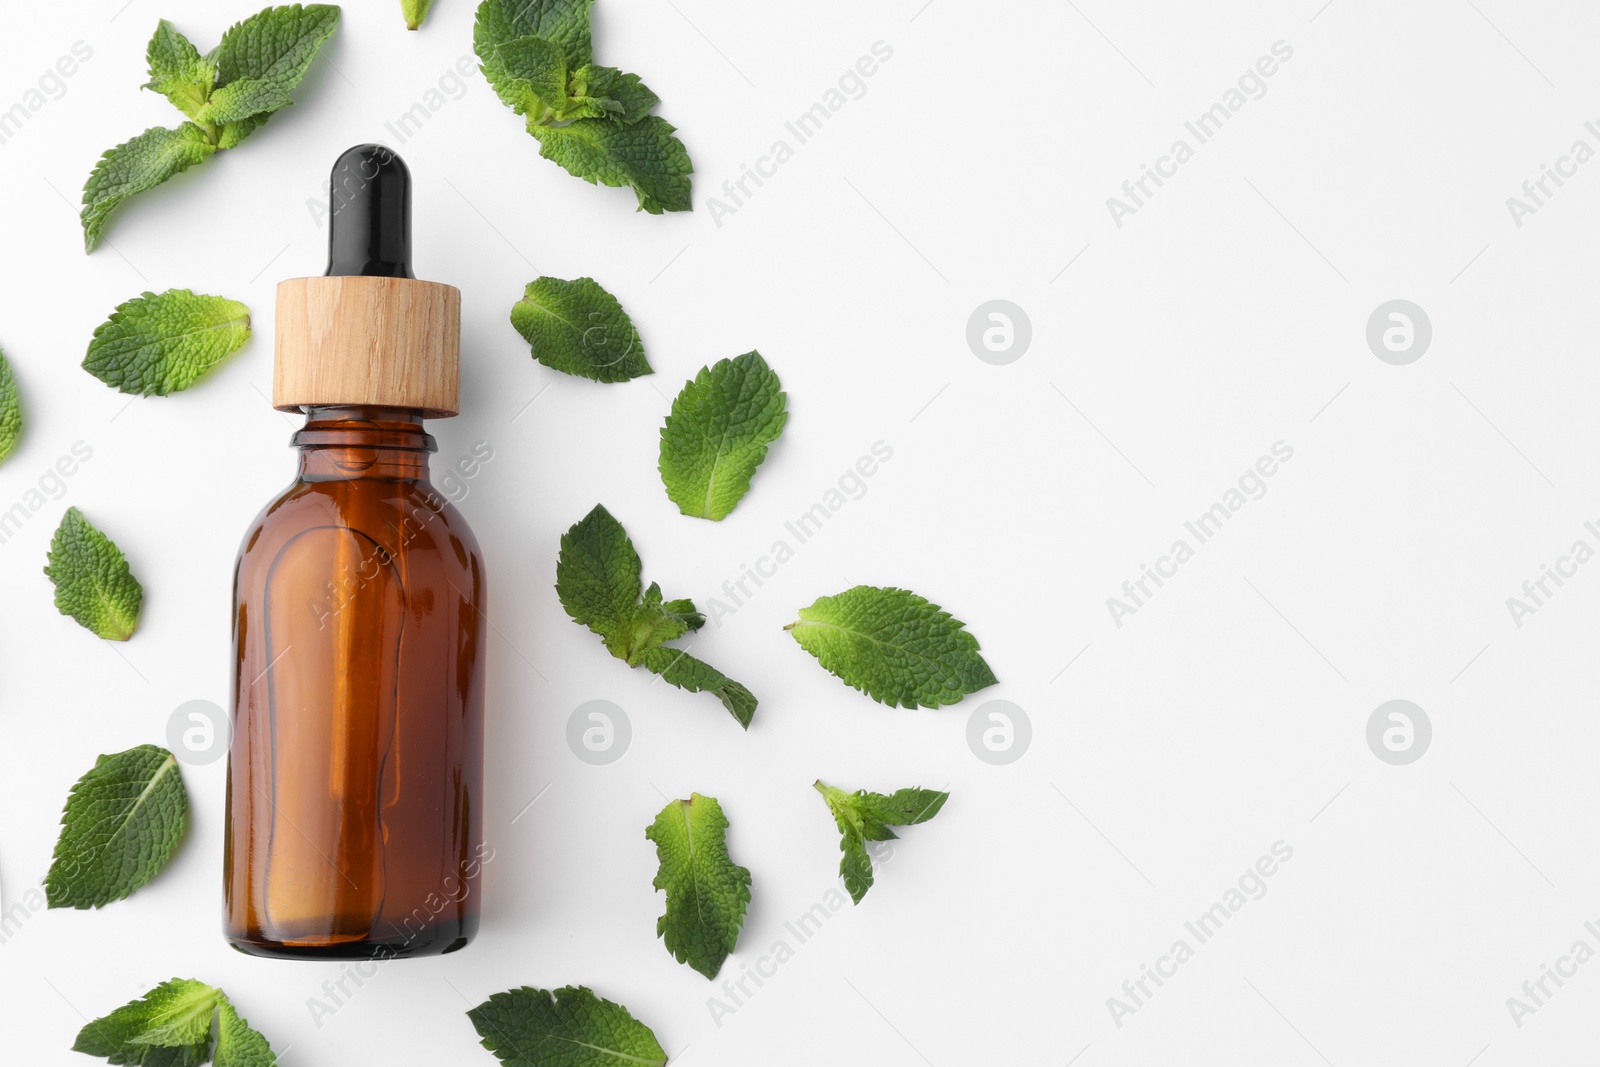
[224,407,486,959]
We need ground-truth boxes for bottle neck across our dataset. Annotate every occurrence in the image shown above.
[293,406,436,481]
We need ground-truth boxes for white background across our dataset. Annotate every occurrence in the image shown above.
[2,0,1598,1064]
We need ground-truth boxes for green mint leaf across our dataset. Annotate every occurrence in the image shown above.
[511,277,650,382]
[84,289,251,396]
[402,0,434,30]
[144,20,214,120]
[474,0,594,68]
[645,793,751,979]
[44,508,145,642]
[213,999,277,1067]
[658,351,786,521]
[467,986,666,1067]
[634,648,756,729]
[786,586,998,708]
[196,77,296,125]
[567,65,658,124]
[556,505,757,727]
[814,781,949,904]
[527,115,692,214]
[486,35,569,116]
[72,978,221,1066]
[46,743,187,908]
[209,4,340,101]
[81,124,216,252]
[0,346,21,466]
[218,112,273,150]
[555,503,643,651]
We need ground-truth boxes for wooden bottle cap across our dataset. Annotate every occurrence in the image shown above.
[273,275,461,417]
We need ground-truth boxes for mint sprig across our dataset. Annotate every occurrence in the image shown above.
[786,586,998,708]
[646,792,751,979]
[45,508,144,642]
[72,979,277,1066]
[0,346,21,466]
[474,0,692,213]
[46,744,187,909]
[82,5,341,250]
[468,986,667,1067]
[84,289,251,396]
[511,276,650,382]
[814,780,949,903]
[658,351,787,520]
[556,505,756,727]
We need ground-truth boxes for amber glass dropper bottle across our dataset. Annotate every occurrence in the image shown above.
[224,144,488,959]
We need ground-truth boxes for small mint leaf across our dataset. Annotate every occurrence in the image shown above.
[659,351,787,520]
[467,986,666,1067]
[47,744,187,908]
[645,793,750,979]
[84,289,251,396]
[44,508,144,642]
[511,277,649,382]
[787,586,997,708]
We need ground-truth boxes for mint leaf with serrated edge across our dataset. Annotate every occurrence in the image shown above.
[213,999,277,1067]
[659,351,786,520]
[556,504,757,727]
[467,986,666,1067]
[209,5,340,106]
[474,0,692,211]
[144,21,213,120]
[814,780,949,904]
[0,346,21,466]
[82,5,339,251]
[84,289,251,396]
[646,793,751,979]
[474,0,594,70]
[786,586,997,708]
[512,277,650,382]
[45,508,144,642]
[82,125,216,252]
[527,116,691,214]
[46,744,187,909]
[73,978,221,1065]
[402,0,434,30]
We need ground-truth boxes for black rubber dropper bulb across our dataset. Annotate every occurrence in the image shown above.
[326,143,414,279]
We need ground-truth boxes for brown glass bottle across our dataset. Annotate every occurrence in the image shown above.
[224,145,485,959]
[224,408,485,958]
